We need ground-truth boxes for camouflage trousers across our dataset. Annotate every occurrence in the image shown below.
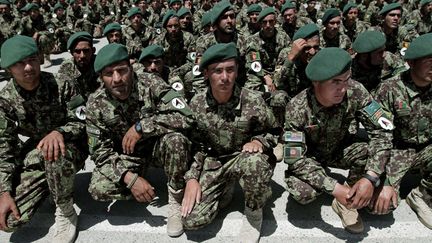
[88,132,191,201]
[285,142,368,205]
[265,90,290,127]
[37,34,54,55]
[183,152,274,230]
[6,144,84,231]
[388,144,432,192]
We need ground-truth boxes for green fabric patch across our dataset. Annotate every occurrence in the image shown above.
[67,95,85,110]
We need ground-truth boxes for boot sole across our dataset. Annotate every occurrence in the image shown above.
[406,192,432,230]
[167,228,184,237]
[331,200,364,234]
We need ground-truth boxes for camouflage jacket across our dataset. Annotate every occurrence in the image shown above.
[0,14,21,46]
[363,1,383,26]
[152,30,196,68]
[50,15,74,38]
[123,25,156,60]
[238,23,260,39]
[273,55,311,98]
[320,29,352,50]
[403,9,432,35]
[20,14,51,37]
[342,19,370,42]
[369,25,418,54]
[374,70,432,186]
[184,85,279,180]
[281,16,313,40]
[195,30,247,57]
[352,51,405,93]
[284,79,393,175]
[86,72,193,183]
[0,72,84,193]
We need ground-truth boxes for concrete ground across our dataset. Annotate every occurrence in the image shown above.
[0,38,431,242]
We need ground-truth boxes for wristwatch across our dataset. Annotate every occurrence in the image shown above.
[134,121,142,134]
[363,173,381,187]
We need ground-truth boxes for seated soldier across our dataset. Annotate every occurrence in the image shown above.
[283,47,393,234]
[86,43,193,237]
[373,33,432,229]
[181,43,281,242]
[0,35,87,242]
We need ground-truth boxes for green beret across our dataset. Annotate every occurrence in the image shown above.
[127,7,142,18]
[162,10,177,28]
[23,3,38,12]
[247,4,262,14]
[139,45,164,62]
[352,31,386,53]
[281,2,295,14]
[94,43,129,73]
[212,0,233,24]
[258,7,276,22]
[0,0,11,5]
[199,43,238,71]
[1,35,38,68]
[306,47,352,82]
[342,3,357,15]
[67,31,93,50]
[69,0,75,4]
[103,22,122,36]
[321,8,341,24]
[404,33,432,60]
[53,2,64,12]
[169,0,182,5]
[201,11,213,28]
[177,7,191,18]
[420,0,432,7]
[293,23,319,41]
[378,3,402,16]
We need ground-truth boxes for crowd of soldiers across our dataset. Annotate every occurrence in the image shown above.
[0,0,432,242]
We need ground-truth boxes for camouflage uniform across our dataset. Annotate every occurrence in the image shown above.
[343,19,370,42]
[284,79,392,204]
[0,72,86,230]
[87,72,193,200]
[152,30,196,68]
[20,14,54,55]
[281,16,313,39]
[352,51,405,93]
[319,28,352,50]
[363,0,383,26]
[195,31,247,57]
[50,13,74,53]
[369,25,418,54]
[123,24,155,60]
[403,9,432,36]
[182,85,279,229]
[0,12,21,47]
[373,70,432,192]
[113,0,130,24]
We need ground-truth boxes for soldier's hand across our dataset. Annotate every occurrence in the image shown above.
[242,140,263,154]
[130,176,156,203]
[288,38,306,62]
[32,32,39,40]
[347,178,374,209]
[0,192,20,231]
[332,183,352,207]
[370,185,398,215]
[122,125,142,155]
[264,75,276,92]
[182,179,201,217]
[37,130,66,162]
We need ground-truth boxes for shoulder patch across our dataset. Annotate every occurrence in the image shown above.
[251,61,262,73]
[363,100,394,130]
[192,65,201,76]
[171,82,184,91]
[75,106,86,120]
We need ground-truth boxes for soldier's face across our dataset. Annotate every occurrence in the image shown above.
[29,9,40,19]
[8,55,41,91]
[307,1,316,10]
[107,30,122,44]
[247,0,258,4]
[56,8,65,18]
[313,69,350,107]
[346,8,358,21]
[72,41,94,68]
[369,47,385,66]
[384,9,401,29]
[205,58,238,102]
[171,2,182,11]
[101,61,133,100]
[142,57,164,75]
[138,1,148,12]
[261,14,276,37]
[130,14,143,28]
[248,12,259,24]
[299,36,320,63]
[217,10,236,34]
[166,17,180,37]
[179,14,192,29]
[325,16,341,35]
[409,56,432,86]
[0,4,10,15]
[283,9,297,25]
[423,3,432,14]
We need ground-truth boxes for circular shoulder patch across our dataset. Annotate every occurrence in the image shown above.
[52,13,57,18]
[251,61,262,73]
[156,28,161,34]
[189,52,196,61]
[84,14,88,18]
[49,28,54,34]
[68,23,73,29]
[110,11,115,15]
[378,117,394,130]
[192,65,201,76]
[172,82,184,91]
[400,47,407,56]
[171,98,186,109]
[75,106,86,120]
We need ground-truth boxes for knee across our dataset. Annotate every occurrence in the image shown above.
[160,132,191,151]
[285,176,319,205]
[242,153,273,174]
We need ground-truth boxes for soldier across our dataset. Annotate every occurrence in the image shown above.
[152,10,196,68]
[280,2,312,40]
[123,7,155,62]
[198,10,213,36]
[0,0,21,47]
[351,30,404,93]
[86,43,193,237]
[103,22,125,44]
[181,43,280,242]
[283,47,393,234]
[364,0,385,26]
[403,0,432,36]
[192,0,213,35]
[168,0,183,12]
[342,2,370,42]
[50,2,73,54]
[370,3,418,55]
[177,7,194,34]
[238,3,262,38]
[319,8,352,50]
[113,0,130,24]
[0,35,86,242]
[19,3,54,67]
[373,33,432,229]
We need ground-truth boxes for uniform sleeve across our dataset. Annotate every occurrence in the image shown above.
[250,97,280,152]
[0,105,19,193]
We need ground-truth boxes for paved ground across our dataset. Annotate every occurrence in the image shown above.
[0,38,431,242]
